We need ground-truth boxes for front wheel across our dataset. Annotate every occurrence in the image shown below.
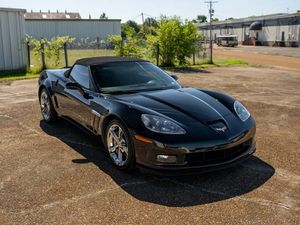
[105,119,136,172]
[39,88,58,123]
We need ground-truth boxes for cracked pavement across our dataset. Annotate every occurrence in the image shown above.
[0,66,299,225]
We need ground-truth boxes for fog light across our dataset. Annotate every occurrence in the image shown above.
[156,155,177,163]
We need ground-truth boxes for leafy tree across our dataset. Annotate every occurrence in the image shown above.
[154,18,181,66]
[144,17,158,28]
[108,34,142,58]
[176,22,199,65]
[197,15,207,23]
[108,35,124,56]
[147,17,202,66]
[212,18,219,22]
[121,23,138,39]
[193,15,207,23]
[143,17,158,35]
[126,20,141,34]
[100,12,108,19]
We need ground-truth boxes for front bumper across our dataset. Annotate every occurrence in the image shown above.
[133,127,256,175]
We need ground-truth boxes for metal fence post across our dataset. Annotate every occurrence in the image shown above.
[97,37,100,49]
[26,41,31,70]
[41,40,46,70]
[64,42,69,68]
[156,44,160,66]
[193,51,196,65]
[120,39,124,57]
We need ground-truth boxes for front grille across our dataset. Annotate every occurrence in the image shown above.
[186,139,252,166]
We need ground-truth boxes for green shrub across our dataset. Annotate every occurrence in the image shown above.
[146,17,203,66]
[26,35,75,68]
[108,32,143,58]
[47,36,75,66]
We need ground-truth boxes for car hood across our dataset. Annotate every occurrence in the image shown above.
[112,88,234,124]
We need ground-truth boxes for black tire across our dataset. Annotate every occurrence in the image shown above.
[104,119,136,172]
[39,88,58,124]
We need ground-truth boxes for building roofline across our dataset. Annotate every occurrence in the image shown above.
[197,12,300,27]
[25,18,122,22]
[0,7,26,13]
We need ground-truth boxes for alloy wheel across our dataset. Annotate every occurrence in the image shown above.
[106,124,129,167]
[40,90,51,121]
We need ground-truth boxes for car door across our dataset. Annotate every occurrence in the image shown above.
[61,64,94,129]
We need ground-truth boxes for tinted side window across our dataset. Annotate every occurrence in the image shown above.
[70,65,90,89]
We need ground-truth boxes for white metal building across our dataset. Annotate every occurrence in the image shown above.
[0,8,27,71]
[25,18,121,42]
[198,12,300,47]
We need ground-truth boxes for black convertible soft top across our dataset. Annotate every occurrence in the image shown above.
[76,57,148,66]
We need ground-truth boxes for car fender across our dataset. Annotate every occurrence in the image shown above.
[97,101,145,143]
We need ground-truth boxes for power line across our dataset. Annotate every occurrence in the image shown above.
[205,0,218,64]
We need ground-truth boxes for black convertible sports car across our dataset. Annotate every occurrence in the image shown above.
[38,57,256,174]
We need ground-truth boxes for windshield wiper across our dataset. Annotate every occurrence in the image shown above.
[142,86,176,92]
[101,90,140,95]
[101,86,178,95]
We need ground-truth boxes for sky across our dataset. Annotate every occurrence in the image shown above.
[0,0,300,23]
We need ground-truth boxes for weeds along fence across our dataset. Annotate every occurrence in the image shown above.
[26,38,209,72]
[26,38,115,72]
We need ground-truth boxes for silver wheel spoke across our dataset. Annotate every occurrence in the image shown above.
[120,146,128,154]
[110,129,120,143]
[118,150,123,164]
[109,145,117,152]
[107,124,128,167]
[118,128,123,139]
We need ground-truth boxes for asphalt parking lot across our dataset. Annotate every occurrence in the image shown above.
[0,66,299,224]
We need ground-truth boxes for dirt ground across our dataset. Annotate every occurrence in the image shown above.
[219,46,300,58]
[214,46,300,71]
[0,65,299,225]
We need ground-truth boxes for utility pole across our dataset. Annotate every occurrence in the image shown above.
[141,12,145,24]
[205,0,217,64]
[141,12,146,35]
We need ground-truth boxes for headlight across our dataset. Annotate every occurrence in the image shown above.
[234,101,250,122]
[141,114,186,134]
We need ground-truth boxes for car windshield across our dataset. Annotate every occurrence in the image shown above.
[228,37,237,41]
[91,62,181,94]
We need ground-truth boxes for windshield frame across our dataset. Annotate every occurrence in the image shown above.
[90,61,181,94]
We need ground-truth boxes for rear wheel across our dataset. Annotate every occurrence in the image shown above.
[105,119,136,172]
[39,88,58,123]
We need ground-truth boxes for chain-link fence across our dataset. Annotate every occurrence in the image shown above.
[27,39,210,72]
[27,39,116,72]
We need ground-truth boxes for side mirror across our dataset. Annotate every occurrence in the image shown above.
[66,82,93,99]
[170,75,178,81]
[64,69,70,78]
[66,82,82,90]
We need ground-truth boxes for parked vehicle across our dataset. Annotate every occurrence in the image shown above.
[38,57,256,174]
[216,35,238,47]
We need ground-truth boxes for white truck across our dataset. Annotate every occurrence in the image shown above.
[216,35,238,47]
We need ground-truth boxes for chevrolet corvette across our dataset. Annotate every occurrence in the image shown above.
[38,57,256,174]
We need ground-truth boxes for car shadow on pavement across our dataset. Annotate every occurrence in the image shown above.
[40,120,275,207]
